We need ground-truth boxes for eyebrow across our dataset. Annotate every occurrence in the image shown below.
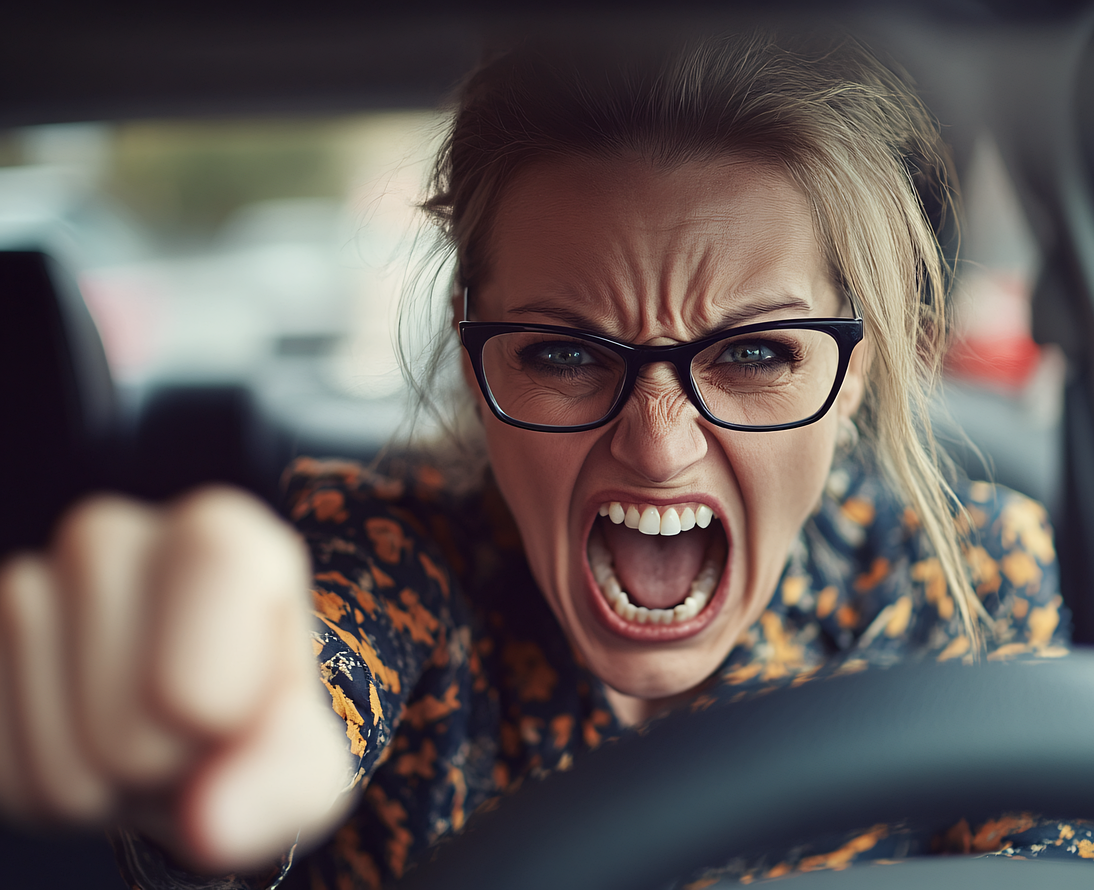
[715,296,816,327]
[506,295,818,334]
[507,302,602,327]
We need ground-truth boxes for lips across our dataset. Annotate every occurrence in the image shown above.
[585,499,728,638]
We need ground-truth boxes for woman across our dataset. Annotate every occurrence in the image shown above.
[0,27,1073,890]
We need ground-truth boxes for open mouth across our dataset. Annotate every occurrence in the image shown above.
[587,501,728,629]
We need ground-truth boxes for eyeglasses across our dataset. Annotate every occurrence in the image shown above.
[458,296,863,434]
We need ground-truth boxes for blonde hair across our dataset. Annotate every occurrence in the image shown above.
[403,28,985,648]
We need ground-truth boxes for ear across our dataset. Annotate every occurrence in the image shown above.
[836,333,871,420]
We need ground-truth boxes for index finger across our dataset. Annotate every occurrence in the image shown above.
[149,487,314,738]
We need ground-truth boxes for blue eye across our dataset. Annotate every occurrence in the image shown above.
[717,341,781,364]
[535,343,592,366]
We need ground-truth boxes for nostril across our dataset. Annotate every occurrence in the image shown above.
[609,415,708,485]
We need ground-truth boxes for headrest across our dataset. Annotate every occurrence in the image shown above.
[0,250,116,552]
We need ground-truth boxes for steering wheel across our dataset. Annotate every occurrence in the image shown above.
[397,653,1094,890]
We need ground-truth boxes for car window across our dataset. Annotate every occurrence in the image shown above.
[2,112,447,456]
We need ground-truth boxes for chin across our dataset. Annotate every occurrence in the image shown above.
[599,656,714,701]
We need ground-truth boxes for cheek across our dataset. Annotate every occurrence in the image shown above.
[478,417,588,592]
[465,365,574,592]
[723,419,838,575]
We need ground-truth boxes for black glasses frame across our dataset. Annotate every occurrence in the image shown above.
[458,309,864,434]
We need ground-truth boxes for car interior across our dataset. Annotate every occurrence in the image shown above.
[2,0,1094,886]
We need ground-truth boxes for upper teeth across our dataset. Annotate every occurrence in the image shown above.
[598,501,716,536]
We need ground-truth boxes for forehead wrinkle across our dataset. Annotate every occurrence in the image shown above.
[617,213,735,339]
[484,154,836,338]
[636,216,824,342]
[707,225,834,321]
[592,164,754,330]
[657,241,727,335]
[503,180,659,330]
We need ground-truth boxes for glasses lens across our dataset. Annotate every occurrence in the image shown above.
[481,331,626,427]
[692,328,840,427]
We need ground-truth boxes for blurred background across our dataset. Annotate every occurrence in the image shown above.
[1,111,446,456]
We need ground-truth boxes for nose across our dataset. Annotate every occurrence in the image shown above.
[608,363,708,483]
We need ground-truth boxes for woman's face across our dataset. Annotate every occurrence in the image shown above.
[465,156,866,711]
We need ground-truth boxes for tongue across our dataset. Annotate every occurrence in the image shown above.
[600,518,711,610]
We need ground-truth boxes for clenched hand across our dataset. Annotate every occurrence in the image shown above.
[0,487,353,874]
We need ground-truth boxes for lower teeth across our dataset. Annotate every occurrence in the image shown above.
[588,528,722,625]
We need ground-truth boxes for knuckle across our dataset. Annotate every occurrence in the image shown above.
[51,497,159,590]
[54,494,149,551]
[170,487,286,558]
[173,485,268,525]
[167,488,306,588]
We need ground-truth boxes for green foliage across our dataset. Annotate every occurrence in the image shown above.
[0,131,25,167]
[105,119,355,239]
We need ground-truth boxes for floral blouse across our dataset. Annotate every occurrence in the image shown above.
[113,453,1082,890]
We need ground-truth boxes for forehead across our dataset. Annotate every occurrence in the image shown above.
[480,154,837,332]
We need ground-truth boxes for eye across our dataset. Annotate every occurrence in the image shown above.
[717,341,781,364]
[542,344,588,365]
[524,341,595,367]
